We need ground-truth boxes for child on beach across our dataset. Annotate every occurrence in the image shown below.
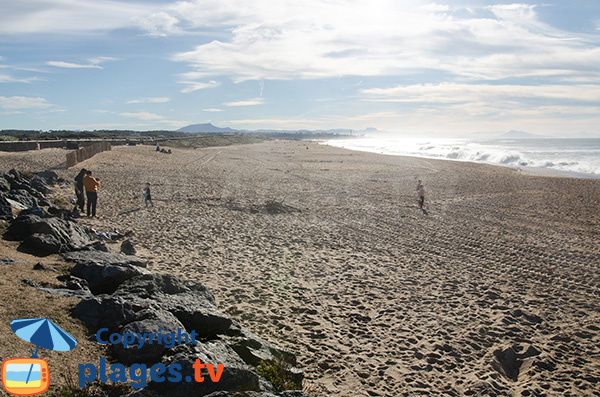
[144,182,154,207]
[417,181,425,209]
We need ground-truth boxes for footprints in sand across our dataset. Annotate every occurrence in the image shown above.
[58,143,600,396]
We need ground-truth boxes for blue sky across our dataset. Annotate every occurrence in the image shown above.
[1,0,599,135]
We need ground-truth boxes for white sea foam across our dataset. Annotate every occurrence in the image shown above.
[325,136,600,178]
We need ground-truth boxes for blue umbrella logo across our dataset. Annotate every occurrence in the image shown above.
[10,318,77,358]
[8,318,77,387]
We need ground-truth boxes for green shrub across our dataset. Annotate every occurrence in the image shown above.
[256,358,301,392]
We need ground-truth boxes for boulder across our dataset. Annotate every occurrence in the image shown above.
[33,262,58,272]
[6,214,92,254]
[0,194,13,219]
[139,341,261,396]
[36,170,59,186]
[8,189,39,209]
[5,214,45,241]
[72,296,137,330]
[113,310,185,365]
[112,274,231,339]
[30,176,52,195]
[120,239,137,255]
[63,250,148,268]
[224,323,304,388]
[0,175,10,192]
[70,261,152,295]
[22,216,93,254]
[56,274,90,292]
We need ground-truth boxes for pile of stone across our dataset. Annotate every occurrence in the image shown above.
[2,169,308,397]
[0,169,64,221]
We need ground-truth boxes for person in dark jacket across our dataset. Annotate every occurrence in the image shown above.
[74,168,87,212]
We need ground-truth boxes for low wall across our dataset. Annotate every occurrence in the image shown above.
[0,141,41,152]
[66,142,112,169]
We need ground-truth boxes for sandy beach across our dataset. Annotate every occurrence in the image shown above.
[2,140,599,396]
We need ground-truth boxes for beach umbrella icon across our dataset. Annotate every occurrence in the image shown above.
[10,317,77,358]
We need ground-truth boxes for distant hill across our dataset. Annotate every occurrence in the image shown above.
[177,123,237,133]
[500,130,545,139]
[177,123,355,135]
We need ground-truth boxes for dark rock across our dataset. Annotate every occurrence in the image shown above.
[8,189,39,208]
[36,170,59,186]
[121,239,137,255]
[112,273,231,339]
[63,250,148,268]
[33,262,58,272]
[72,296,136,330]
[113,311,185,365]
[140,341,261,396]
[21,279,41,288]
[30,176,52,195]
[0,176,10,192]
[9,169,23,181]
[75,241,111,252]
[0,257,22,265]
[7,214,92,254]
[56,274,90,291]
[223,323,304,389]
[70,261,152,295]
[0,193,13,218]
[19,207,52,218]
[38,288,93,298]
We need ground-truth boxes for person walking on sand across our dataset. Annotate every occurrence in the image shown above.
[417,183,425,209]
[74,168,86,212]
[143,182,154,207]
[83,170,100,217]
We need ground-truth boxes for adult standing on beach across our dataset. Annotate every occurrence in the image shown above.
[74,168,86,212]
[83,170,100,217]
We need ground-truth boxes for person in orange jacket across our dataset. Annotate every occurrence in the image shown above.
[83,170,100,217]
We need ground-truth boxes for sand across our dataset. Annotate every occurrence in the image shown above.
[2,141,599,396]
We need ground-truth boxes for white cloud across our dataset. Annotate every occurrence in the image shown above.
[46,57,117,70]
[126,97,171,104]
[166,0,600,85]
[119,112,166,121]
[0,74,38,83]
[360,82,600,104]
[203,108,222,112]
[0,0,160,35]
[134,11,180,37]
[223,98,264,106]
[179,80,221,93]
[0,96,53,109]
[46,61,102,69]
[118,111,189,128]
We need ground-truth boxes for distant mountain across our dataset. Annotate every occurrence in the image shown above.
[177,123,356,135]
[177,123,237,133]
[500,130,545,139]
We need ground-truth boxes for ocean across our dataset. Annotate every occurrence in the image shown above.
[325,136,600,179]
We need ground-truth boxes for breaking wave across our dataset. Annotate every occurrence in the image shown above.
[325,137,600,178]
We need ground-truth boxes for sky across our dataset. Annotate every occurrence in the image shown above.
[1,0,600,136]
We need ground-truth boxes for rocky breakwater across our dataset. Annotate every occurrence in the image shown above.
[2,169,307,397]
